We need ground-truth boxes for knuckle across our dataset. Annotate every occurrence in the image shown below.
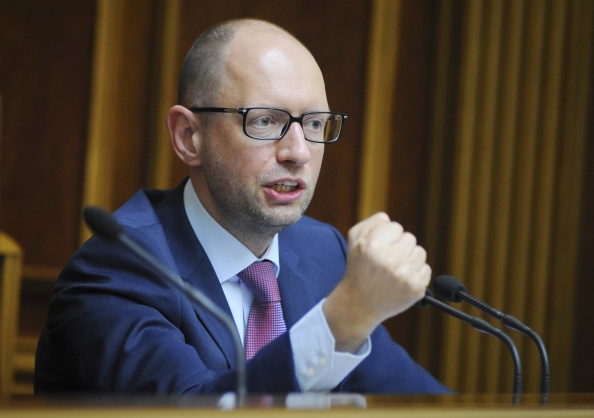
[420,264,432,283]
[402,231,417,246]
[375,212,390,222]
[394,265,412,278]
[416,245,427,260]
[367,236,383,252]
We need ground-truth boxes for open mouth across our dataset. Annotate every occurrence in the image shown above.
[270,181,299,193]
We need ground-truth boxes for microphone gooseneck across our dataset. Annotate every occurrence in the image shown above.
[433,275,550,404]
[83,206,247,406]
[421,291,522,405]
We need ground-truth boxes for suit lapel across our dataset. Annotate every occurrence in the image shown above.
[277,235,328,328]
[154,181,241,369]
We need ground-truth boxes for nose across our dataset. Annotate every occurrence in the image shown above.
[276,121,312,166]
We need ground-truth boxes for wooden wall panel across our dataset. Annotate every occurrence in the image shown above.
[82,0,164,227]
[573,68,594,392]
[148,0,183,190]
[358,0,402,222]
[386,0,440,237]
[379,0,441,351]
[548,0,593,392]
[0,1,97,391]
[0,1,96,268]
[415,0,594,395]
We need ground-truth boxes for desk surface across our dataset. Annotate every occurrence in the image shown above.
[1,393,594,417]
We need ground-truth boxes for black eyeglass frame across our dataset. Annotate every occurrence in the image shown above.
[189,107,347,143]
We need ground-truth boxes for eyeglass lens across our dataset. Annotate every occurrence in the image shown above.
[245,108,341,142]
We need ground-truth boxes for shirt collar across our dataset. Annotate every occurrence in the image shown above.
[183,180,280,284]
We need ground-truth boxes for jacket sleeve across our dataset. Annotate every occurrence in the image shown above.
[337,325,452,394]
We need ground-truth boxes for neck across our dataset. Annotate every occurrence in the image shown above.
[233,231,275,258]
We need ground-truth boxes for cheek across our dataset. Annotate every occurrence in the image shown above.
[204,126,254,171]
[309,146,324,175]
[221,145,271,180]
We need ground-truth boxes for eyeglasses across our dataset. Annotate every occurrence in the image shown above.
[189,107,347,143]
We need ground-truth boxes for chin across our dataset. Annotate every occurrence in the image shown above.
[262,207,305,229]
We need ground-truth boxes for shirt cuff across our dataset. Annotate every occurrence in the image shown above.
[289,299,371,391]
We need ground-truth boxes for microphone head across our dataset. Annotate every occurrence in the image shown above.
[83,206,124,242]
[433,275,467,303]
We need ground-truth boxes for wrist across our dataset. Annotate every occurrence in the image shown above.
[322,290,376,353]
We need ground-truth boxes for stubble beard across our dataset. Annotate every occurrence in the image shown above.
[202,152,316,246]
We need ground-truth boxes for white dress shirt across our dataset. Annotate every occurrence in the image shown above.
[183,180,370,391]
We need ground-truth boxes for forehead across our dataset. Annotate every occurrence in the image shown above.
[218,25,328,111]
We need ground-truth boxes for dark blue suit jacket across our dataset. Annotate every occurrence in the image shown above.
[35,180,449,395]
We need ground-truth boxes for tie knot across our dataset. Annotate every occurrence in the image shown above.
[238,261,280,303]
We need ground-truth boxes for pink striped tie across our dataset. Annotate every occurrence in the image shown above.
[238,261,286,359]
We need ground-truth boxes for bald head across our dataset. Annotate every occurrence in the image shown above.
[177,19,324,109]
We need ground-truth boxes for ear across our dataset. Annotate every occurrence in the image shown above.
[167,105,202,166]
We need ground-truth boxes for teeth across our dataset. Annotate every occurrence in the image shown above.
[271,181,298,193]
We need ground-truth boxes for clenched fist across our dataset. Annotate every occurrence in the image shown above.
[323,212,431,353]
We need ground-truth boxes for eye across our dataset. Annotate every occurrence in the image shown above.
[252,115,275,127]
[247,109,283,129]
[245,109,288,139]
[303,116,325,131]
[310,119,323,130]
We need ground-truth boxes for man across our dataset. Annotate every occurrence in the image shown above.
[35,19,449,395]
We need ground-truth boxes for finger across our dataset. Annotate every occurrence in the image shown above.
[348,212,391,243]
[407,245,428,272]
[392,262,431,308]
[394,248,430,284]
[366,221,404,248]
[415,263,432,288]
[391,231,417,259]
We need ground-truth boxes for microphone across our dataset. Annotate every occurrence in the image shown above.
[433,275,550,404]
[420,289,522,404]
[83,206,247,405]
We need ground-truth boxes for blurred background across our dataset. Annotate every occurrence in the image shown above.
[1,0,593,398]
